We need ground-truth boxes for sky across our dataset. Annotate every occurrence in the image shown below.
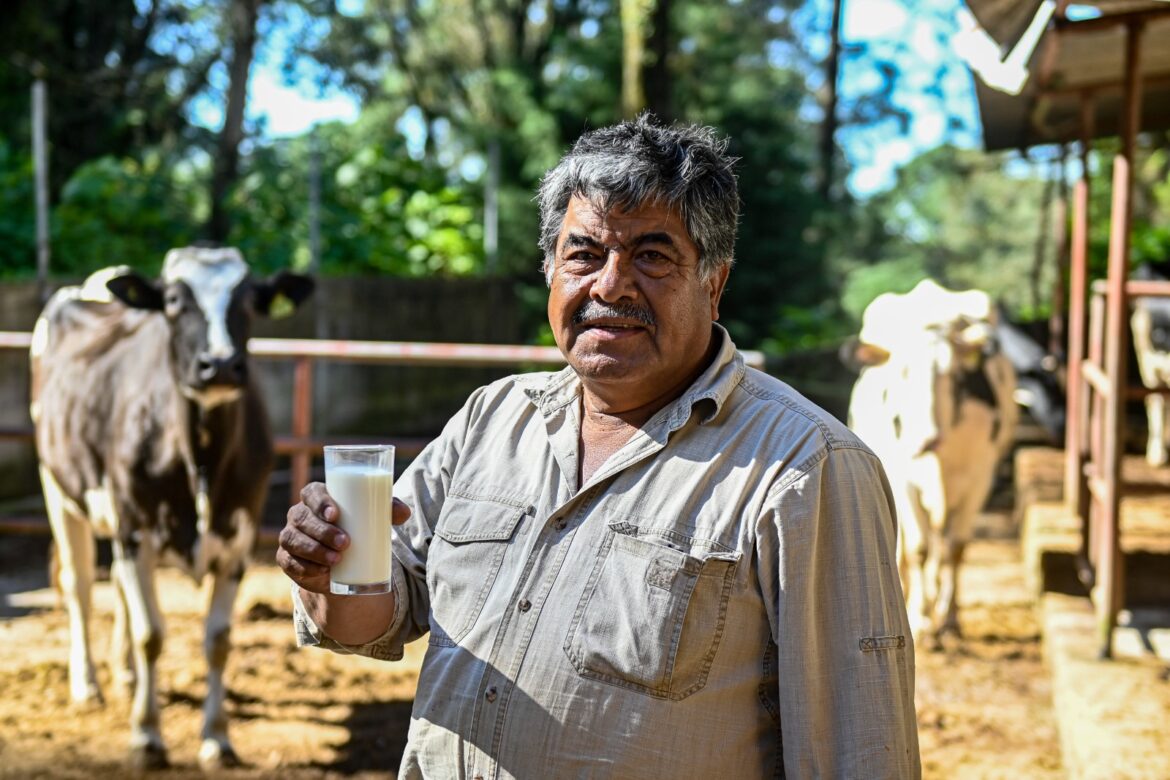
[232,0,985,197]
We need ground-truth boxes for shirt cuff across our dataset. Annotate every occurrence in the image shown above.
[289,559,409,662]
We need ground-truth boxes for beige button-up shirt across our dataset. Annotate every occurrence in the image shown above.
[294,326,920,778]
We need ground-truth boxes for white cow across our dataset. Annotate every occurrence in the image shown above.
[1130,264,1170,466]
[847,279,1017,646]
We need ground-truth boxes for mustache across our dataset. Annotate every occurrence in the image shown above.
[572,300,656,327]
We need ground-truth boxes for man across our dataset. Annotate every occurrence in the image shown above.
[278,115,921,778]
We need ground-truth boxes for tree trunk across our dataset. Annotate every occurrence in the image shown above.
[621,0,655,118]
[207,0,261,243]
[819,0,845,201]
[644,0,672,122]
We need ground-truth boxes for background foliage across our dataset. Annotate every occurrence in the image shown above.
[3,0,1169,349]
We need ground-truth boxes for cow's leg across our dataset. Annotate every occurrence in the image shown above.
[108,573,136,697]
[936,537,967,639]
[40,466,102,704]
[938,466,994,639]
[1146,393,1168,466]
[198,564,244,769]
[899,485,934,645]
[111,538,168,769]
[920,525,946,650]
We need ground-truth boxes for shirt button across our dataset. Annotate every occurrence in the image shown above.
[485,686,498,703]
[554,519,567,531]
[518,599,532,612]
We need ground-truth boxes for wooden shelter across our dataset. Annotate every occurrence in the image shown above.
[959,0,1170,658]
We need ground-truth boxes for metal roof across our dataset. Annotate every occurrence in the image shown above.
[962,1,1170,150]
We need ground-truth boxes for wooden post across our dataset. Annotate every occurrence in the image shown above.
[485,139,500,273]
[1050,146,1069,356]
[1097,21,1144,660]
[1067,93,1094,578]
[32,80,50,301]
[308,127,321,275]
[290,357,314,508]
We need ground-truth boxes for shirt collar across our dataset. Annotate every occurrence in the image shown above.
[521,323,744,428]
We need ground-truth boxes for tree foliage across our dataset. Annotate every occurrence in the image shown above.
[839,145,1049,321]
[8,0,1160,353]
[0,0,220,193]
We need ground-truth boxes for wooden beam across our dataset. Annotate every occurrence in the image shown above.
[1053,7,1170,34]
[1096,19,1144,661]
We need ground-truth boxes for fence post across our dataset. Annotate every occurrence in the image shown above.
[32,80,50,302]
[290,356,314,508]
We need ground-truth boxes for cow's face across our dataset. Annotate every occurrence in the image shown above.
[854,323,991,457]
[106,247,314,407]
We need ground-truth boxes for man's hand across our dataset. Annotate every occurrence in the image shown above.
[277,481,412,593]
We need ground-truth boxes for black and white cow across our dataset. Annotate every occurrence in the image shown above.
[846,279,1017,647]
[30,247,313,769]
[1130,263,1170,466]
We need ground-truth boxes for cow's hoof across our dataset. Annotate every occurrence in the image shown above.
[198,738,242,770]
[923,633,945,653]
[109,672,135,700]
[938,622,963,640]
[127,742,169,770]
[69,679,105,708]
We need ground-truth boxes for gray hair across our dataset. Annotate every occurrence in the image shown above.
[537,114,739,282]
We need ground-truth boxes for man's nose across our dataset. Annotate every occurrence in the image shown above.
[591,252,637,301]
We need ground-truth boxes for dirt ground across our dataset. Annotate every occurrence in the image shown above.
[0,517,1075,779]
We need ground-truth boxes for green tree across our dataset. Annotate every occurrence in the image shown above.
[52,153,204,277]
[229,112,483,277]
[0,0,219,195]
[0,142,36,277]
[839,145,1048,321]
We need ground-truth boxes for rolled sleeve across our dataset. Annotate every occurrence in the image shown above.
[757,444,921,778]
[289,554,411,662]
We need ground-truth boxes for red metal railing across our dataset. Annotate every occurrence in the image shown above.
[0,331,764,530]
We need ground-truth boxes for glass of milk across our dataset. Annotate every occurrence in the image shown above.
[324,444,395,595]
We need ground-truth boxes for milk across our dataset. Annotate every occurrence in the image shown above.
[327,464,394,592]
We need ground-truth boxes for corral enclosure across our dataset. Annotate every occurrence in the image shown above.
[0,274,530,508]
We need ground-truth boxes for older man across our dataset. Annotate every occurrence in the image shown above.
[278,116,920,778]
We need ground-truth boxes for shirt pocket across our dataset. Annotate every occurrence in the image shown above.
[563,522,741,700]
[427,495,526,646]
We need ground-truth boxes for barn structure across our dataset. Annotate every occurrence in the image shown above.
[959,0,1170,658]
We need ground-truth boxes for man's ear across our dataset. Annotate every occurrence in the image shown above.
[708,264,731,321]
[254,270,315,319]
[106,271,164,310]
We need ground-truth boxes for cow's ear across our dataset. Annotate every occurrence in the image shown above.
[854,341,891,367]
[106,272,164,311]
[254,271,315,320]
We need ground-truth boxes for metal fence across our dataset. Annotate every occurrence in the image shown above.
[0,331,764,533]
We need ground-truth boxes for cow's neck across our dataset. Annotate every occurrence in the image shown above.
[175,392,246,498]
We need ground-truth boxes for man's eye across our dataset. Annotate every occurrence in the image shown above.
[636,252,673,273]
[563,253,600,270]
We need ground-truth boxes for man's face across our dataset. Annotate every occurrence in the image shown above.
[547,195,729,405]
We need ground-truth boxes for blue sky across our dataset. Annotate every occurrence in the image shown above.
[229,0,983,197]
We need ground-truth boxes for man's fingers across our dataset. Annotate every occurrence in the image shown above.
[392,497,412,525]
[287,502,349,550]
[279,523,343,565]
[275,547,330,591]
[300,481,339,523]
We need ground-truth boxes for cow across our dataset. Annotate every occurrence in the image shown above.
[29,247,313,769]
[1130,263,1170,466]
[845,279,1017,648]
